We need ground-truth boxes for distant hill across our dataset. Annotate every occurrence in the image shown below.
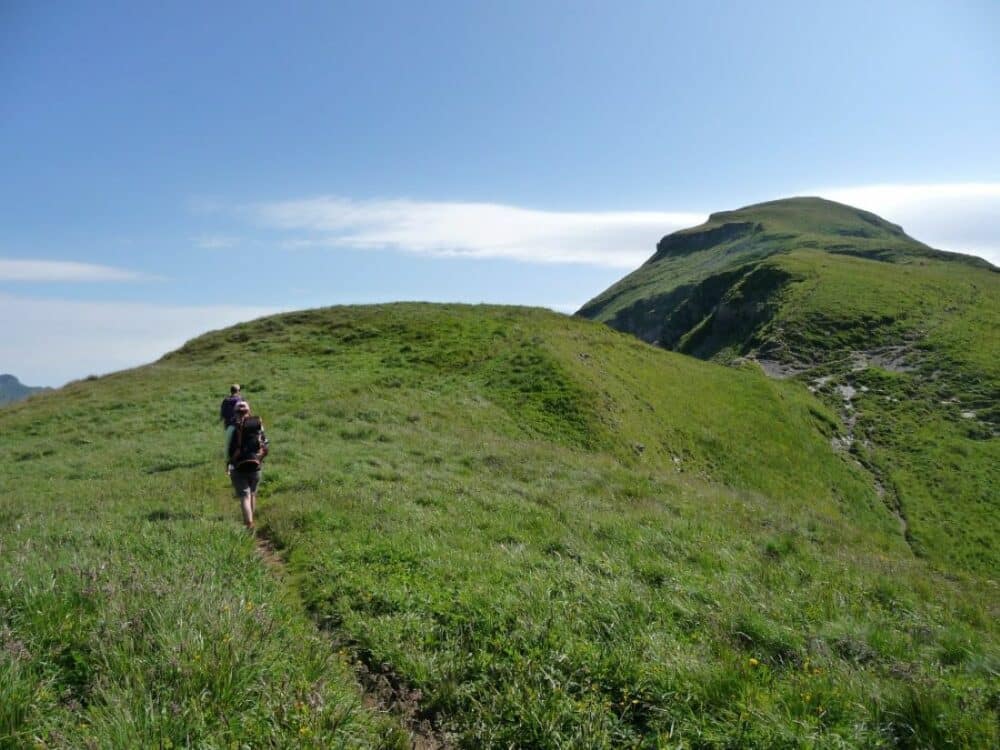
[579,196,999,576]
[1,303,996,747]
[0,373,48,405]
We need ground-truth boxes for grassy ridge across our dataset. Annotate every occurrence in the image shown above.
[768,250,998,378]
[2,303,997,747]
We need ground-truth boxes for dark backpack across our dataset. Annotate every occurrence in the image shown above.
[221,395,243,426]
[231,417,268,472]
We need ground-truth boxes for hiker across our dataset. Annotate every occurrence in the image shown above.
[225,401,269,529]
[219,384,244,428]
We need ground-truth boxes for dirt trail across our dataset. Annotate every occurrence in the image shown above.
[252,527,452,750]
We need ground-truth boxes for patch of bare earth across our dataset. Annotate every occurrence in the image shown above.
[742,357,810,379]
[252,527,453,750]
[353,660,450,750]
[849,345,916,373]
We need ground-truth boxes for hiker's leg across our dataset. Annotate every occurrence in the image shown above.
[231,473,254,528]
[249,471,261,516]
[241,493,254,527]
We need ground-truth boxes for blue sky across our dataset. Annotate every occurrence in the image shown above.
[2,0,998,385]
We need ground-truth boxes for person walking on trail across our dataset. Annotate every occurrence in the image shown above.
[225,401,269,530]
[219,384,244,428]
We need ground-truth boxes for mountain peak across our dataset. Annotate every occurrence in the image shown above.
[650,196,922,264]
[578,195,997,360]
[707,196,910,238]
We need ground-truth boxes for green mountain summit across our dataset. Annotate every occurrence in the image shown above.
[578,196,993,354]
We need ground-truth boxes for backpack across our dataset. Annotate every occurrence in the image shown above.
[221,395,244,426]
[231,416,268,472]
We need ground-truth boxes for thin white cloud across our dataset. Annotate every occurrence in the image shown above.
[0,294,283,387]
[817,182,1000,265]
[254,197,705,268]
[0,258,155,282]
[249,185,1000,269]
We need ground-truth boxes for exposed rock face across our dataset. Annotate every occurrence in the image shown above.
[670,265,792,358]
[591,255,792,359]
[650,221,760,262]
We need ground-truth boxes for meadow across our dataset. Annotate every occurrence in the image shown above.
[1,304,997,748]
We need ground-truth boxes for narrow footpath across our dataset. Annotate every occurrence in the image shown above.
[251,526,452,750]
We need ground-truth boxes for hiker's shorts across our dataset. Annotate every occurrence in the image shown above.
[230,469,261,500]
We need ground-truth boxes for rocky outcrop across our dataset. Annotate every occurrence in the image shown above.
[650,221,760,262]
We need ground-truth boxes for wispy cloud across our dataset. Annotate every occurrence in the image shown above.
[254,197,706,268]
[816,182,1000,265]
[0,258,155,282]
[247,184,1000,269]
[0,294,283,386]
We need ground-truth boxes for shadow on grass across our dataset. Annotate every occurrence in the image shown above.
[146,459,209,475]
[146,509,197,522]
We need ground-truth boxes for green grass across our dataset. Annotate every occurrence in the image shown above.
[753,250,1000,575]
[4,303,995,747]
[0,369,408,748]
[578,197,999,578]
[578,197,992,333]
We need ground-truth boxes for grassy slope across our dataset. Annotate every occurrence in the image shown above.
[762,251,999,574]
[0,367,407,748]
[5,303,995,747]
[577,197,999,578]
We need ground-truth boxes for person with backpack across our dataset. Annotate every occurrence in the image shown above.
[219,384,244,428]
[225,401,269,529]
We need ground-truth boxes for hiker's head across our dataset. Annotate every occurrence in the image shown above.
[235,401,251,419]
[230,384,241,395]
